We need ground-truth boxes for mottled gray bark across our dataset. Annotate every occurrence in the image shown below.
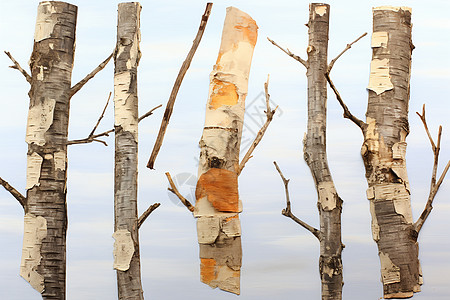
[363,7,420,299]
[113,3,144,300]
[19,2,77,299]
[303,4,343,300]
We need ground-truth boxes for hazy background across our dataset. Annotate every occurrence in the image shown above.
[1,0,449,299]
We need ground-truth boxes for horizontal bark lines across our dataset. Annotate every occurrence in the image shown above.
[363,6,420,298]
[113,3,144,300]
[22,2,77,299]
[195,7,258,294]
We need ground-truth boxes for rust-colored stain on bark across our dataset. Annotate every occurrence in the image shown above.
[209,79,238,110]
[196,168,239,212]
[234,16,258,46]
[200,258,217,284]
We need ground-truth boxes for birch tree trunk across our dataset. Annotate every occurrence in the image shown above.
[363,6,420,298]
[194,7,258,295]
[303,4,344,299]
[113,3,144,300]
[20,2,77,299]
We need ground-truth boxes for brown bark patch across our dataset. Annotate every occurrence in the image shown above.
[196,168,239,212]
[200,258,217,284]
[209,79,239,109]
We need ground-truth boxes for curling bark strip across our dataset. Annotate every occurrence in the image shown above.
[21,2,77,298]
[363,6,420,299]
[194,7,258,295]
[113,3,144,300]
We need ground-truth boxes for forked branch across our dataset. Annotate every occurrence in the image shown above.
[414,104,450,234]
[327,32,367,73]
[4,51,32,83]
[138,202,161,229]
[165,172,195,212]
[70,52,113,98]
[147,3,213,169]
[273,161,322,240]
[0,176,26,210]
[238,75,277,175]
[325,73,366,131]
[267,37,307,67]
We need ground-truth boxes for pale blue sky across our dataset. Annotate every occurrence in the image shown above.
[1,1,449,299]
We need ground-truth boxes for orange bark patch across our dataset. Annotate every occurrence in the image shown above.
[234,15,258,46]
[209,79,239,110]
[196,168,239,212]
[200,258,217,284]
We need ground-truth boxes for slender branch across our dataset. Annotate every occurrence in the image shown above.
[138,203,161,229]
[69,52,113,98]
[0,176,26,210]
[147,3,213,169]
[138,104,162,122]
[67,93,113,146]
[325,72,366,131]
[414,106,450,234]
[273,161,321,240]
[4,51,32,83]
[165,172,194,212]
[327,32,367,73]
[238,75,277,175]
[267,37,307,67]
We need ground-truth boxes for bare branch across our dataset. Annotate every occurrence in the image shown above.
[273,161,321,240]
[138,104,162,122]
[0,176,26,210]
[138,203,161,229]
[325,72,366,131]
[69,52,113,98]
[267,37,307,67]
[327,32,367,73]
[239,75,277,175]
[67,93,113,146]
[165,172,195,213]
[147,3,213,170]
[414,106,450,234]
[4,51,32,83]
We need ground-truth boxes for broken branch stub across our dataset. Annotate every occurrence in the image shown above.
[195,6,258,295]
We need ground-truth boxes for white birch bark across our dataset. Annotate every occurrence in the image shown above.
[21,2,77,299]
[194,6,258,295]
[113,3,144,300]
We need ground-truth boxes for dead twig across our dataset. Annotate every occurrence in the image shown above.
[138,203,161,229]
[267,37,307,68]
[327,32,367,73]
[0,176,26,210]
[70,52,113,98]
[147,3,213,169]
[67,92,113,146]
[273,161,322,240]
[4,51,32,83]
[138,104,163,122]
[165,172,195,212]
[414,104,450,233]
[325,73,366,131]
[239,75,277,175]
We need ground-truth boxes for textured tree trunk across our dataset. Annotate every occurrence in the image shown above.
[113,3,144,300]
[20,2,77,299]
[303,4,344,300]
[194,7,258,295]
[363,6,420,299]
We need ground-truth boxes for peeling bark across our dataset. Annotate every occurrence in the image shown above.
[195,7,258,295]
[363,6,420,298]
[21,2,77,298]
[113,3,144,300]
[302,4,344,299]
